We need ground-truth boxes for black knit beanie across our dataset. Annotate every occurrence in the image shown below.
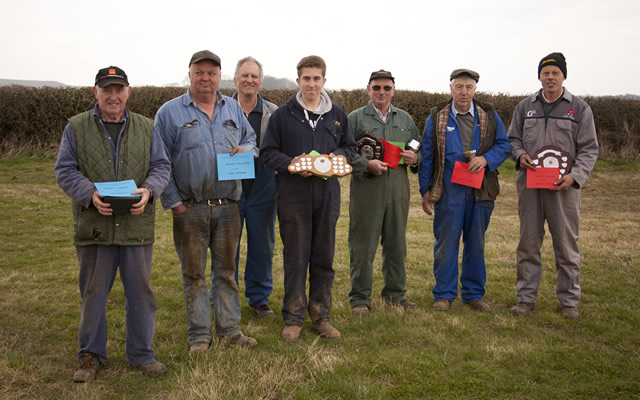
[538,52,567,78]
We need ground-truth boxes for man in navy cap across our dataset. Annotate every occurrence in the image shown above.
[55,65,171,382]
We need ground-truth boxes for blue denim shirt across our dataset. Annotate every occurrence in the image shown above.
[154,89,257,209]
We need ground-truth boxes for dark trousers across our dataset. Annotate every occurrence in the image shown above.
[277,176,340,326]
[76,244,156,366]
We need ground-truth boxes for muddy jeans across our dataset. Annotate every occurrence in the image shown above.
[173,202,242,345]
[277,177,339,326]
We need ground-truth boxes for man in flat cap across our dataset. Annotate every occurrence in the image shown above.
[419,69,510,312]
[508,52,598,320]
[347,69,421,316]
[55,66,171,381]
[155,50,259,352]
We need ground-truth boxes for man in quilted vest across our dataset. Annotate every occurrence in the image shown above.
[418,69,510,312]
[55,66,170,382]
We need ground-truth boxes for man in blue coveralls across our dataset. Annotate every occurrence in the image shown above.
[419,69,510,312]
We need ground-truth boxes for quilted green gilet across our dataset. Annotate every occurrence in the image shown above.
[68,110,156,246]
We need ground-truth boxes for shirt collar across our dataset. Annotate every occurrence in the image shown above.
[184,89,224,107]
[94,103,128,123]
[451,100,475,117]
[371,102,393,122]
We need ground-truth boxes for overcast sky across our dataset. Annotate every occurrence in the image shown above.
[1,0,638,96]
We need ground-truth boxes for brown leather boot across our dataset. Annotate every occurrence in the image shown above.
[311,321,341,340]
[281,325,302,342]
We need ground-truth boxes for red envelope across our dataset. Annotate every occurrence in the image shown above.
[526,167,560,189]
[381,139,403,168]
[451,161,484,189]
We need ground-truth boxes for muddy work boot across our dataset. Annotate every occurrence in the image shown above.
[399,299,418,310]
[136,360,168,377]
[352,304,370,316]
[511,302,535,316]
[311,321,341,340]
[467,300,491,312]
[189,342,209,354]
[251,304,275,319]
[228,333,258,348]
[432,299,450,311]
[561,306,580,320]
[72,353,102,383]
[281,325,303,342]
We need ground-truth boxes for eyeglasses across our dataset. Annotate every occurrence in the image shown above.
[371,85,393,92]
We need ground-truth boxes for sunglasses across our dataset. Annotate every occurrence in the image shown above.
[371,85,393,92]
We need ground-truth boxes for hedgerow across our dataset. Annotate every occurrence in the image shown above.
[0,86,638,158]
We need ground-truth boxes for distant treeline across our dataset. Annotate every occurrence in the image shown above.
[0,85,638,158]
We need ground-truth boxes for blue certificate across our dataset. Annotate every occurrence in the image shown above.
[217,152,255,181]
[94,179,140,198]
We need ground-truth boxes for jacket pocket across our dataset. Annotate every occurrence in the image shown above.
[480,169,500,200]
[178,125,205,150]
[122,208,155,242]
[222,123,240,151]
[75,209,109,243]
[552,119,574,151]
[522,118,541,148]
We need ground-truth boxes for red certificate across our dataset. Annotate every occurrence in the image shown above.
[451,161,484,189]
[527,167,560,189]
[381,139,403,168]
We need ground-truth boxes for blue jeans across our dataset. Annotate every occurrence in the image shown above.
[234,176,277,308]
[76,244,156,366]
[432,186,494,303]
[173,202,242,345]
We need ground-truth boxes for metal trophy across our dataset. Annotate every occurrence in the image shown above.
[463,149,476,161]
[406,139,421,153]
[533,146,571,179]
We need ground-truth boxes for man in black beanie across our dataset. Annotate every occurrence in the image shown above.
[508,52,599,320]
[538,52,567,79]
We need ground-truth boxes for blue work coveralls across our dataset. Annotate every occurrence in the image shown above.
[419,100,510,303]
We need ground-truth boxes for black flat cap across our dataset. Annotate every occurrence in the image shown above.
[189,50,221,67]
[368,69,395,83]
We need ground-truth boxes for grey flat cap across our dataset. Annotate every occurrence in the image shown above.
[450,68,480,82]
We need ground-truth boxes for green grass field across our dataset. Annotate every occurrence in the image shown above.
[1,157,639,399]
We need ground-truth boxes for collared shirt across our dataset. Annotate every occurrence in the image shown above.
[232,92,264,196]
[452,100,476,152]
[154,89,257,209]
[373,104,391,123]
[233,93,264,146]
[451,100,475,118]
